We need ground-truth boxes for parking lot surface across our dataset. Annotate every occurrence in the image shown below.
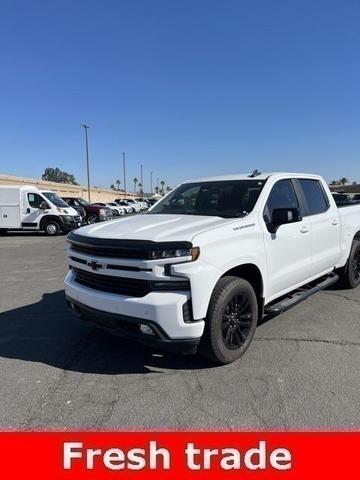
[0,233,359,429]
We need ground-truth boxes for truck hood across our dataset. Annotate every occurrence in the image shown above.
[76,214,228,243]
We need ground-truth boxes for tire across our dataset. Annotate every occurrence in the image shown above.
[338,239,360,289]
[44,221,60,236]
[87,214,99,224]
[199,276,258,365]
[0,229,8,235]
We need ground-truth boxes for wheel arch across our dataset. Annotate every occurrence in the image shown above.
[39,215,63,232]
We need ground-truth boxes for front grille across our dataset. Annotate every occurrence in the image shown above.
[73,268,151,297]
[72,267,190,297]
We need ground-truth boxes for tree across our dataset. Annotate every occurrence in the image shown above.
[116,179,121,190]
[166,186,172,192]
[352,181,358,185]
[138,182,143,194]
[330,180,338,185]
[110,184,115,190]
[133,177,138,192]
[155,186,159,194]
[160,180,165,194]
[339,177,349,185]
[42,167,78,185]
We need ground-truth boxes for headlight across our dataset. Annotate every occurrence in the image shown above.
[151,247,200,261]
[62,215,73,222]
[57,208,69,214]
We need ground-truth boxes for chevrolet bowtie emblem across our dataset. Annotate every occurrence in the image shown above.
[88,260,103,271]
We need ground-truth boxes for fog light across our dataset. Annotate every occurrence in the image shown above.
[140,324,155,335]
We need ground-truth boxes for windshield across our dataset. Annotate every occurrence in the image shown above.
[42,192,70,208]
[148,180,266,218]
[77,198,89,205]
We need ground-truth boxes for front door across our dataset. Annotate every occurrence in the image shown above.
[262,179,312,301]
[21,192,48,228]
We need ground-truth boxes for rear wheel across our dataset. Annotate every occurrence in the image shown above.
[338,239,360,289]
[0,229,8,235]
[199,276,258,365]
[87,214,98,224]
[44,221,60,236]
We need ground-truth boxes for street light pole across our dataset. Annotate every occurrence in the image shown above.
[81,124,91,202]
[140,164,143,197]
[150,171,153,194]
[122,152,126,199]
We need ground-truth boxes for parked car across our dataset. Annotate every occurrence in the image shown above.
[332,192,353,206]
[65,172,360,364]
[124,199,142,212]
[108,202,126,215]
[352,194,360,203]
[0,186,81,235]
[62,197,113,224]
[114,199,135,214]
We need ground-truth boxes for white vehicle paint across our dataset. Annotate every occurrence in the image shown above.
[0,186,81,235]
[65,173,360,363]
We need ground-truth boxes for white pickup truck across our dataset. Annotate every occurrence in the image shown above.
[65,172,360,364]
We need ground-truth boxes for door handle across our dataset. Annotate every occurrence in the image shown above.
[331,219,339,226]
[300,225,311,233]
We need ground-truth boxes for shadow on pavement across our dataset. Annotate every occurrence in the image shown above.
[0,290,213,374]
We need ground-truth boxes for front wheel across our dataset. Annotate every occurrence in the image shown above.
[44,221,60,236]
[199,276,258,365]
[338,239,360,289]
[87,214,99,224]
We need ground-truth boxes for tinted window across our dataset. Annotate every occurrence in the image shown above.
[27,193,47,209]
[299,179,329,216]
[149,180,266,218]
[264,179,299,223]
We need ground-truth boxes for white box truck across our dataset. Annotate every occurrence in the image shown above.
[0,185,82,235]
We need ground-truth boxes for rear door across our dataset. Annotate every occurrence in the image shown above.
[296,179,341,276]
[262,179,312,301]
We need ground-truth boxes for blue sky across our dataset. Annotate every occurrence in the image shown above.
[0,0,359,191]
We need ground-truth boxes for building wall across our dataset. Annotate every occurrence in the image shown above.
[0,174,135,202]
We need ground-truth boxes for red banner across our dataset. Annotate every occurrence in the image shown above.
[0,432,358,478]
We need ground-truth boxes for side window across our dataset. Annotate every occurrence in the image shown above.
[299,179,329,216]
[264,179,299,223]
[27,193,46,209]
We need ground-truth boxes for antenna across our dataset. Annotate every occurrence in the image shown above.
[248,169,261,178]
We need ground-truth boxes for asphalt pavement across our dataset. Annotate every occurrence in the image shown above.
[0,233,359,429]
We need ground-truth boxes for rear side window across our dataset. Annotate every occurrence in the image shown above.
[263,179,299,223]
[298,179,329,216]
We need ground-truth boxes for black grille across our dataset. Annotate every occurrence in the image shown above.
[73,268,151,297]
[72,267,190,297]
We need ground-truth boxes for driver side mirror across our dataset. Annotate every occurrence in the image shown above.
[268,207,302,234]
[39,201,48,210]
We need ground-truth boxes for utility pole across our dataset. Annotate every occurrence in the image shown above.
[140,164,143,197]
[81,124,91,202]
[157,177,159,190]
[150,171,153,194]
[122,152,126,199]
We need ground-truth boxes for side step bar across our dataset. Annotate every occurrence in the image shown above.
[264,273,339,315]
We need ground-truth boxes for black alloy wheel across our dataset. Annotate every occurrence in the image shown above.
[222,294,253,350]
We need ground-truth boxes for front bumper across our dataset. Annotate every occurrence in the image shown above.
[66,296,200,353]
[60,216,82,232]
[64,270,205,348]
